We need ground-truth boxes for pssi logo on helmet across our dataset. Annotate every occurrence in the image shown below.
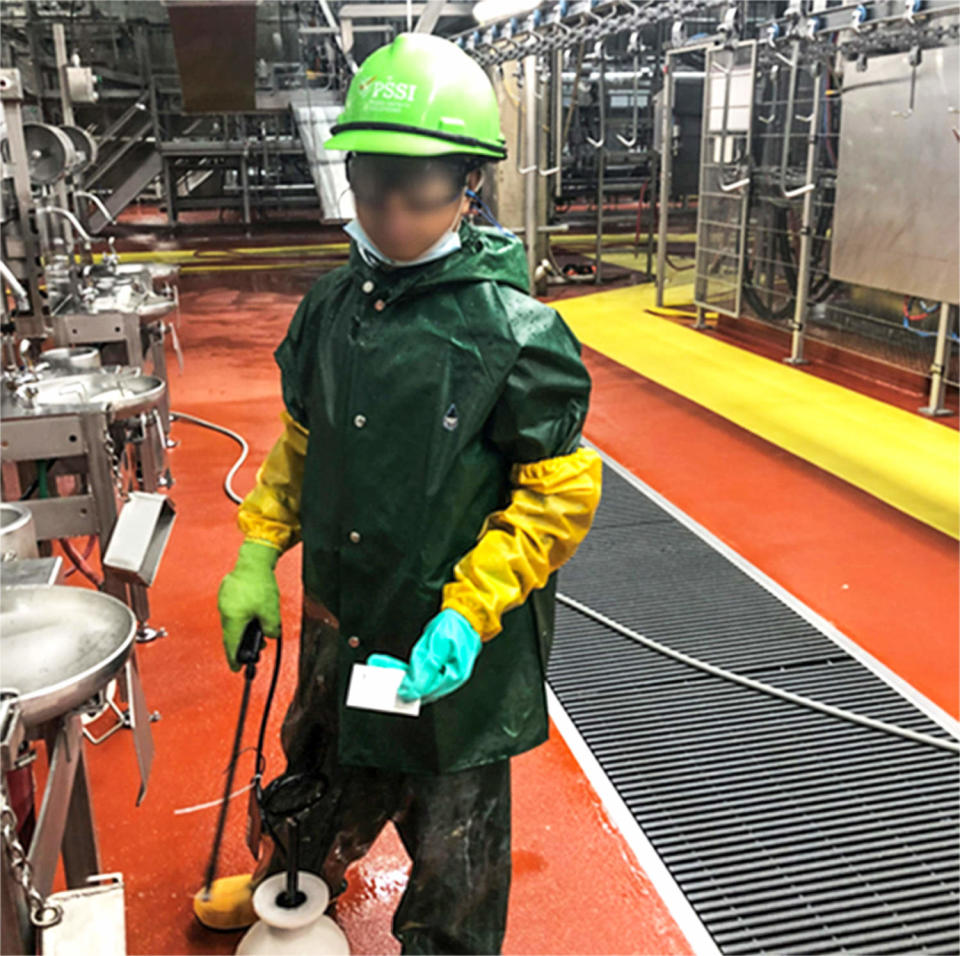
[358,75,417,102]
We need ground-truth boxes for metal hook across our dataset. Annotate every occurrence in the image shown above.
[585,39,606,149]
[718,176,750,193]
[616,50,640,149]
[533,55,549,100]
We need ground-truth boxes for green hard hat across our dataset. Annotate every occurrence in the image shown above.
[324,33,507,161]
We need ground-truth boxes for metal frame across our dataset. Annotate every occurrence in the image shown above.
[656,50,675,308]
[0,69,48,339]
[51,310,173,438]
[29,715,100,899]
[1,408,160,632]
[784,59,824,365]
[919,303,957,417]
[693,40,758,321]
[0,645,154,953]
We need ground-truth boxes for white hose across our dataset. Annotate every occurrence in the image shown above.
[74,190,115,226]
[556,592,960,755]
[38,205,92,243]
[169,411,249,504]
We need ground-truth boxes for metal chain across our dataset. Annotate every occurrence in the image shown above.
[837,19,956,60]
[466,0,712,65]
[103,429,128,501]
[467,1,956,66]
[0,787,62,929]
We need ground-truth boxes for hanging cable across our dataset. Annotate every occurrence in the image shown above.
[466,188,516,237]
[903,296,940,322]
[64,535,97,579]
[59,537,104,589]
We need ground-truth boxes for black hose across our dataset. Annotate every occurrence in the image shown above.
[252,632,287,857]
[59,537,103,589]
[742,193,841,321]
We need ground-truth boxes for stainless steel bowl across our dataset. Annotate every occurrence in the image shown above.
[42,346,102,372]
[13,370,166,420]
[0,504,38,560]
[0,586,136,727]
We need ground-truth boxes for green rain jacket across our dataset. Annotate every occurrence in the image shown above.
[275,218,592,774]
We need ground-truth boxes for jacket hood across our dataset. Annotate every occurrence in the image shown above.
[346,218,530,297]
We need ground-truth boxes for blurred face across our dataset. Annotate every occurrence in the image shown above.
[348,152,483,262]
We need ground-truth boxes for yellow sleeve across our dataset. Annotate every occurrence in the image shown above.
[440,446,602,641]
[236,411,309,553]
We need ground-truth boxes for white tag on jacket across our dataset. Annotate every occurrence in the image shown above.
[346,663,422,717]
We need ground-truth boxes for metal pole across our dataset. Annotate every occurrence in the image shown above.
[919,303,955,417]
[656,54,673,306]
[58,721,101,889]
[148,75,161,144]
[25,5,45,124]
[1,74,47,338]
[52,23,74,126]
[283,816,301,905]
[162,158,176,226]
[646,152,658,279]
[645,24,662,280]
[523,53,538,293]
[240,151,252,228]
[785,68,823,366]
[552,47,563,200]
[594,50,605,285]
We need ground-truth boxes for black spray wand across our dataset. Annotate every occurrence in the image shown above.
[200,619,266,901]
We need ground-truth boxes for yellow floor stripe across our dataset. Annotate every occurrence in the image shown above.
[555,282,959,539]
[179,260,342,274]
[581,251,698,283]
[550,232,699,245]
[109,234,695,265]
[109,242,351,266]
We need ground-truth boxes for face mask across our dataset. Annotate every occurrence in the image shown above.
[343,201,463,269]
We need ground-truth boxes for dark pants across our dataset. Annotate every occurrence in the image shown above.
[252,595,512,955]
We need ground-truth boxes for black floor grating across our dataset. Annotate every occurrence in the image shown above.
[548,461,960,955]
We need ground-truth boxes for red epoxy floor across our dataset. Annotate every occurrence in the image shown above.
[36,261,957,955]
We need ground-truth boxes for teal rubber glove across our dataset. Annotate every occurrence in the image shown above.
[367,609,482,705]
[217,540,282,672]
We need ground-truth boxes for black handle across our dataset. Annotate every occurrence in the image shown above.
[237,619,265,666]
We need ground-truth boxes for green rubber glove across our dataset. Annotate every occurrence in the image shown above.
[217,540,282,672]
[367,609,482,705]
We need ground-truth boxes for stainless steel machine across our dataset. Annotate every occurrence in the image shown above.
[1,61,179,956]
[0,585,152,955]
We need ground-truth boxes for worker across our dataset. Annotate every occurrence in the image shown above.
[193,32,602,955]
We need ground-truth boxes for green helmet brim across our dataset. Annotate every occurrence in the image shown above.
[324,127,505,160]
